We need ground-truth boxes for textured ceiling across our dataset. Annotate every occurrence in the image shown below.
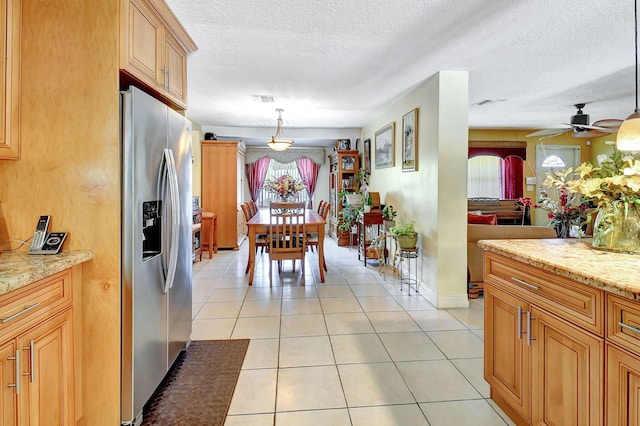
[165,0,637,146]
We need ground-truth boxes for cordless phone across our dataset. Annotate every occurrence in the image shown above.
[28,216,50,252]
[27,216,67,255]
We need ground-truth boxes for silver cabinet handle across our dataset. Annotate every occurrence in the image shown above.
[22,340,34,382]
[1,303,41,323]
[7,349,19,394]
[619,322,640,335]
[512,277,539,291]
[526,311,537,346]
[166,68,170,91]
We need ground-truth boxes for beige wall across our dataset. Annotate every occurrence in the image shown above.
[360,71,469,308]
[0,1,121,424]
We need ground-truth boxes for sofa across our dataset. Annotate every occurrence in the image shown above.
[467,223,557,298]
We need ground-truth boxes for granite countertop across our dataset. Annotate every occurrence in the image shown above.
[0,251,93,295]
[478,238,640,300]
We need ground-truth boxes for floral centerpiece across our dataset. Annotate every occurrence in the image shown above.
[561,149,640,253]
[263,174,306,202]
[518,168,590,238]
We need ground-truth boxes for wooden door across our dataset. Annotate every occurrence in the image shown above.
[606,343,640,426]
[0,340,17,425]
[530,306,603,426]
[484,283,531,424]
[18,309,74,426]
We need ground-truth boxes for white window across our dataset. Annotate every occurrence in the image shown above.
[258,161,309,207]
[467,155,501,198]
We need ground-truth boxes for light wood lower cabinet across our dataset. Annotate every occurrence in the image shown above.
[484,252,604,425]
[0,269,77,425]
[606,343,640,425]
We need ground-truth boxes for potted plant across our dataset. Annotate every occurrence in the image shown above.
[389,222,418,249]
[382,205,397,228]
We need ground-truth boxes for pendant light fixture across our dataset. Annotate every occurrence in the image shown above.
[267,109,293,151]
[618,0,640,151]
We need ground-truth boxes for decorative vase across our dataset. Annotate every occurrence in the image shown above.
[384,220,395,229]
[553,218,572,238]
[397,234,417,249]
[592,201,640,254]
[364,205,371,213]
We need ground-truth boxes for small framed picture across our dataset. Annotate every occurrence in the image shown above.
[375,123,395,169]
[402,108,418,172]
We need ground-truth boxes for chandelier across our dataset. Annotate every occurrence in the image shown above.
[617,0,640,151]
[267,109,293,151]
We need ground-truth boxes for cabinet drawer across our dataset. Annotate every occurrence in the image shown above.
[485,252,603,336]
[0,270,72,340]
[607,294,640,354]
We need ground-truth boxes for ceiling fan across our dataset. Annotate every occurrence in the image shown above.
[527,103,623,140]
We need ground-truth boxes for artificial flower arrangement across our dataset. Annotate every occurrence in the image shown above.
[518,168,590,237]
[263,174,306,201]
[556,149,640,252]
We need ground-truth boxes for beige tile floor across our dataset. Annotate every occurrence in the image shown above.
[191,237,515,426]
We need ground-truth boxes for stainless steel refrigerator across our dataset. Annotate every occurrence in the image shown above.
[120,86,193,426]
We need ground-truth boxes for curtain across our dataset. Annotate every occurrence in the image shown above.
[296,157,321,208]
[502,155,524,199]
[467,156,502,199]
[245,157,271,202]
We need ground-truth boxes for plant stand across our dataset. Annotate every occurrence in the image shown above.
[358,212,385,265]
[399,247,420,295]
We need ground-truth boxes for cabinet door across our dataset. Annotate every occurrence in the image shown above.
[17,309,74,426]
[530,306,604,426]
[606,343,640,426]
[0,340,17,426]
[163,31,187,107]
[122,0,163,90]
[0,0,21,159]
[484,283,531,423]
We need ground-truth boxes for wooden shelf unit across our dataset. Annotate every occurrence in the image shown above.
[328,150,359,246]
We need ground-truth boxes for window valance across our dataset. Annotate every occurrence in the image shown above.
[468,140,527,160]
[245,147,326,165]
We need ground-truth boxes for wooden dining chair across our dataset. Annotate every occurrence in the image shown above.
[268,202,306,285]
[307,200,329,271]
[248,199,258,216]
[241,202,268,274]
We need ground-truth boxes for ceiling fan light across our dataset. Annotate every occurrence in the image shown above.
[616,110,640,151]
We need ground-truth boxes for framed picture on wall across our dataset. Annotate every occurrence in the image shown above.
[375,122,395,169]
[363,138,371,173]
[402,108,418,172]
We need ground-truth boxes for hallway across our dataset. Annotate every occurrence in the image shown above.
[191,237,513,425]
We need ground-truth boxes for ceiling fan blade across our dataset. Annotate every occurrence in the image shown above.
[526,128,569,137]
[592,119,623,129]
[563,123,615,132]
[571,129,608,139]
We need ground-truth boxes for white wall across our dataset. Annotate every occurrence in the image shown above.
[360,71,469,308]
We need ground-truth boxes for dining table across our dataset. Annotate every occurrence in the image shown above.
[246,208,326,285]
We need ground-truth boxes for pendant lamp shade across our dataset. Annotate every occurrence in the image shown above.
[267,109,293,151]
[617,0,640,151]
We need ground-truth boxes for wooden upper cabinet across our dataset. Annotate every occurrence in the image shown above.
[120,0,196,109]
[0,0,21,160]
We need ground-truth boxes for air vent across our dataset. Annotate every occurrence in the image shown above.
[252,95,276,103]
[472,99,505,106]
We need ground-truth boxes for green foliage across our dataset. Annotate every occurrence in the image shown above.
[389,222,416,237]
[382,205,397,220]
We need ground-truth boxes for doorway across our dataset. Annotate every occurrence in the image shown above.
[534,145,581,225]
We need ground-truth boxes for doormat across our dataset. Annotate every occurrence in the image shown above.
[142,339,250,426]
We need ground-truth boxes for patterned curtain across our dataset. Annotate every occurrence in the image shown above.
[296,157,321,208]
[245,157,271,202]
[502,155,524,199]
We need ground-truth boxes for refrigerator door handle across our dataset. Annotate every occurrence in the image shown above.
[164,148,181,292]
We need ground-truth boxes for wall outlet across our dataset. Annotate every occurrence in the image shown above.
[525,177,537,185]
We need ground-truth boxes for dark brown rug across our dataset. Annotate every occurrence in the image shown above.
[142,339,250,426]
